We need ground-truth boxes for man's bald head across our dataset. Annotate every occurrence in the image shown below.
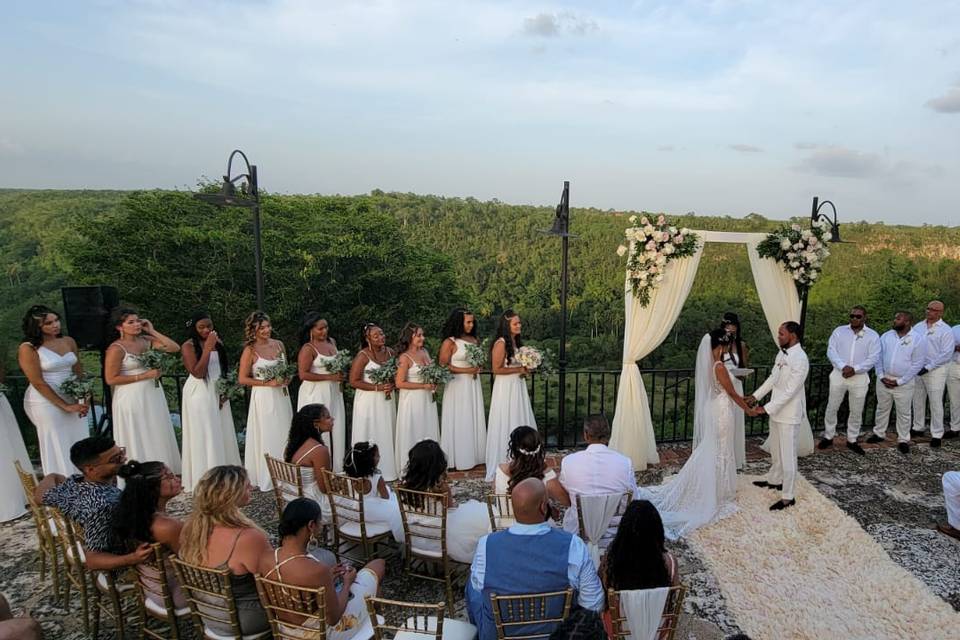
[511,477,548,524]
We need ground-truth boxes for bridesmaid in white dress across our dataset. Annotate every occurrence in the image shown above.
[1,361,32,521]
[179,312,241,491]
[438,308,487,471]
[105,307,182,473]
[18,305,90,475]
[238,311,293,491]
[484,310,537,481]
[342,441,402,539]
[296,313,347,472]
[394,323,441,473]
[349,323,399,481]
[285,403,333,522]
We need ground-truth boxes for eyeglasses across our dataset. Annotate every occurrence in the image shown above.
[849,314,864,319]
[926,307,941,312]
[96,447,126,466]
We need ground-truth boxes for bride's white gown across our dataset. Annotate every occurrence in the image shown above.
[637,360,737,540]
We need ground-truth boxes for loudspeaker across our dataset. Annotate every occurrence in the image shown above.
[61,286,120,350]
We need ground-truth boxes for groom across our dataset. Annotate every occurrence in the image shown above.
[746,321,810,511]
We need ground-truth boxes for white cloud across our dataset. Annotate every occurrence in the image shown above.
[729,144,763,153]
[522,11,598,37]
[925,85,960,113]
[0,138,23,155]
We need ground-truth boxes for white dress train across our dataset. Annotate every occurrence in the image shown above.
[0,395,31,521]
[439,338,487,470]
[180,352,241,491]
[297,348,347,472]
[112,346,181,473]
[484,348,536,481]
[22,346,90,476]
[395,359,440,473]
[392,494,490,563]
[244,356,294,490]
[351,359,398,481]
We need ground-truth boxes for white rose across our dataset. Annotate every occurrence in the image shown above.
[669,226,677,235]
[640,216,649,225]
[662,243,675,255]
[810,271,819,280]
[643,224,656,236]
[656,254,667,266]
[616,245,628,257]
[629,215,638,224]
[680,227,691,235]
[657,215,666,225]
[655,274,664,283]
[791,224,802,232]
[823,232,832,241]
[801,229,812,239]
[780,238,792,250]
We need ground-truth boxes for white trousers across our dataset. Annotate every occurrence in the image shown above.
[912,365,948,437]
[946,362,960,434]
[873,379,915,443]
[944,471,960,529]
[766,420,798,501]
[823,370,870,441]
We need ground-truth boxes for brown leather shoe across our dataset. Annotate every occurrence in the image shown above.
[936,522,960,541]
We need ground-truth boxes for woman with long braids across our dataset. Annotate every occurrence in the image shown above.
[18,305,90,475]
[180,311,241,491]
[342,442,402,540]
[484,310,536,481]
[296,313,347,472]
[105,307,182,474]
[238,311,293,490]
[721,312,749,469]
[493,426,569,506]
[349,323,398,481]
[284,403,333,522]
[438,308,487,471]
[394,322,440,473]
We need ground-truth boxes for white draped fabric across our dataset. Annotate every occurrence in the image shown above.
[577,492,627,568]
[610,244,704,470]
[618,587,671,640]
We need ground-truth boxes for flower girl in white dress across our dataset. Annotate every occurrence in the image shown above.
[238,311,293,490]
[180,312,241,491]
[349,323,399,481]
[484,310,536,481]
[296,314,347,472]
[394,323,441,473]
[105,307,182,474]
[438,308,487,471]
[343,441,403,539]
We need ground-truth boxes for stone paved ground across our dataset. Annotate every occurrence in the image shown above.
[2,435,958,638]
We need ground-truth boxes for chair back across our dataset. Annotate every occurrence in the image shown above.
[254,574,327,640]
[48,507,86,569]
[322,470,369,536]
[485,493,514,532]
[265,454,306,516]
[136,543,185,613]
[366,597,445,639]
[490,589,574,639]
[171,557,246,637]
[607,585,686,640]
[395,488,448,560]
[15,460,57,540]
[575,491,632,564]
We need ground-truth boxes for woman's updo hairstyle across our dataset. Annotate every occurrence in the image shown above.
[278,497,323,538]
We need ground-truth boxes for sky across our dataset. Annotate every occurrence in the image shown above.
[2,0,959,225]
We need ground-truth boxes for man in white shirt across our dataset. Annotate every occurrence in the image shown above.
[867,311,926,453]
[559,414,638,534]
[944,323,960,440]
[819,305,881,454]
[938,471,960,541]
[910,300,954,448]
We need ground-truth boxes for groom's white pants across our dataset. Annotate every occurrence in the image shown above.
[766,420,797,501]
[945,471,960,529]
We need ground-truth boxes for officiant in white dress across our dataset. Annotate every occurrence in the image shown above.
[747,321,809,511]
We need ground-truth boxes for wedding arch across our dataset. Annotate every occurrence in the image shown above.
[610,230,814,470]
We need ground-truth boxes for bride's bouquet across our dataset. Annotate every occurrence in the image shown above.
[464,340,488,379]
[515,346,556,375]
[136,348,178,387]
[256,354,298,396]
[419,362,454,402]
[216,367,245,405]
[59,372,96,404]
[367,357,398,399]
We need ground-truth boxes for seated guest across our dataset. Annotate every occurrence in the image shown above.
[178,465,272,637]
[342,441,402,536]
[494,426,570,506]
[559,415,638,534]
[285,403,334,521]
[395,439,490,560]
[0,593,42,640]
[938,471,960,540]
[466,478,604,640]
[600,500,680,638]
[112,460,187,609]
[259,498,385,639]
[34,436,153,569]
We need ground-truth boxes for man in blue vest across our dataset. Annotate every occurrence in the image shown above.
[465,478,604,640]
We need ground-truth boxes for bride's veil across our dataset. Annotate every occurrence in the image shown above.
[692,333,715,449]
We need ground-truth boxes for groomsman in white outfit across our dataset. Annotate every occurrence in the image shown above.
[818,305,880,455]
[910,300,954,448]
[867,311,926,454]
[944,322,960,441]
[746,321,809,511]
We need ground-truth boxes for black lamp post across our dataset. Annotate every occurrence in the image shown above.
[543,181,573,442]
[194,149,265,310]
[798,196,842,341]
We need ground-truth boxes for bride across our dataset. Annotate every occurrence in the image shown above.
[637,328,753,540]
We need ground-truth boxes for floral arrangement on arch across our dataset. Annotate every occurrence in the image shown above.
[616,214,700,307]
[756,218,832,291]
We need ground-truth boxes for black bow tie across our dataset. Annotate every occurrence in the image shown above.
[780,347,789,355]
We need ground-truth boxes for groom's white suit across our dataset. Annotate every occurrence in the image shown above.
[753,343,809,502]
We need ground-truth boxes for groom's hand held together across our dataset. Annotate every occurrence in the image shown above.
[841,365,855,378]
[744,395,756,406]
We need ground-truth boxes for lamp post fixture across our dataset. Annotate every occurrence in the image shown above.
[193,149,265,310]
[798,195,842,341]
[543,181,573,443]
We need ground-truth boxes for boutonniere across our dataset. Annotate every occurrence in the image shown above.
[855,330,865,340]
[900,336,912,347]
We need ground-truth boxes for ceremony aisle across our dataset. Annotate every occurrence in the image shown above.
[688,475,959,640]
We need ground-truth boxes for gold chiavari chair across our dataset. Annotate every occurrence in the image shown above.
[171,556,272,640]
[574,491,633,559]
[69,522,140,639]
[14,460,62,601]
[489,589,573,640]
[265,454,306,518]
[134,543,191,640]
[323,469,394,564]
[47,507,92,634]
[366,596,477,639]
[607,585,687,640]
[484,493,514,532]
[254,574,329,640]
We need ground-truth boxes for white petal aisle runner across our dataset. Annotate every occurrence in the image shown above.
[688,475,960,640]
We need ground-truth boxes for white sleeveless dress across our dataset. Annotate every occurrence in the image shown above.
[393,491,491,564]
[23,346,90,475]
[355,473,403,541]
[297,347,347,472]
[722,350,747,469]
[351,358,398,481]
[484,342,537,481]
[112,346,182,473]
[180,351,241,491]
[0,394,31,521]
[395,358,440,473]
[440,338,487,470]
[296,443,333,521]
[244,355,294,490]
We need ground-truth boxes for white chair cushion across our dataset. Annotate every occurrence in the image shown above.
[144,595,190,618]
[337,521,391,538]
[95,572,135,593]
[47,517,59,536]
[394,617,477,640]
[410,546,443,559]
[203,626,272,640]
[66,544,87,564]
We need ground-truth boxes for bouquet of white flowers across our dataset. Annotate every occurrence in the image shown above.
[616,214,701,307]
[368,357,398,399]
[136,348,178,387]
[419,362,454,402]
[464,341,487,379]
[514,346,556,374]
[756,219,832,291]
[256,354,298,396]
[59,372,96,404]
[216,367,245,406]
